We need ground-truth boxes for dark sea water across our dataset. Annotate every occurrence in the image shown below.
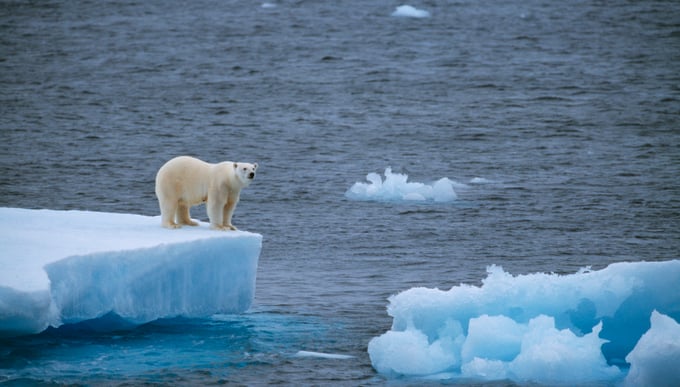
[1,0,679,385]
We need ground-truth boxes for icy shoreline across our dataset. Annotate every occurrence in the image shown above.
[0,208,262,337]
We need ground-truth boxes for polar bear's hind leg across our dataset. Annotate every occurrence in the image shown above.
[177,201,198,226]
[160,201,181,229]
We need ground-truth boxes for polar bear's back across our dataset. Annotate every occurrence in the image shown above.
[155,156,215,203]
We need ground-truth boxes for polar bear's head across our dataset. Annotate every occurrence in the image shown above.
[233,162,258,186]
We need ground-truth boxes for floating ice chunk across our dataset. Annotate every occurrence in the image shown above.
[261,2,276,9]
[391,5,431,18]
[403,192,426,201]
[460,317,619,383]
[461,314,525,363]
[469,177,492,184]
[368,327,462,375]
[345,168,458,203]
[369,260,680,384]
[508,317,620,383]
[0,208,262,337]
[294,351,354,360]
[460,357,508,381]
[432,177,457,202]
[624,310,680,386]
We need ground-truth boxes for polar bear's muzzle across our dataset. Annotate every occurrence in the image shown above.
[248,172,255,179]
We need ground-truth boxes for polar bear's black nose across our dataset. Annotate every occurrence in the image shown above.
[249,172,255,179]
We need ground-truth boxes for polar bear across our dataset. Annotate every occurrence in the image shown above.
[155,156,258,231]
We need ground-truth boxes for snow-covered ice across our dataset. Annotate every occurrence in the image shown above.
[368,260,680,385]
[345,168,459,203]
[0,208,262,337]
[391,5,431,18]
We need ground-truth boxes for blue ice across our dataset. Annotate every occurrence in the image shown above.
[0,208,262,337]
[368,260,680,385]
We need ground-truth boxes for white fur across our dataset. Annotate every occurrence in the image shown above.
[155,156,257,230]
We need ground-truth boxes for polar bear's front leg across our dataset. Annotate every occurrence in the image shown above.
[207,196,229,230]
[222,193,240,231]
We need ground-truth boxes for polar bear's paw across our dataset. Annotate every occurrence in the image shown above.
[211,224,238,231]
[162,222,182,229]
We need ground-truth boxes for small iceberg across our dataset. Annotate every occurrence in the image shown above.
[345,167,458,203]
[368,260,680,385]
[391,5,431,18]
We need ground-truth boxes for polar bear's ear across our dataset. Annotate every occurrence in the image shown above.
[253,163,258,170]
[233,162,238,169]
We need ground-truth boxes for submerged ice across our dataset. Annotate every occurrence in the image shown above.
[0,208,261,337]
[368,260,680,385]
[345,168,458,203]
